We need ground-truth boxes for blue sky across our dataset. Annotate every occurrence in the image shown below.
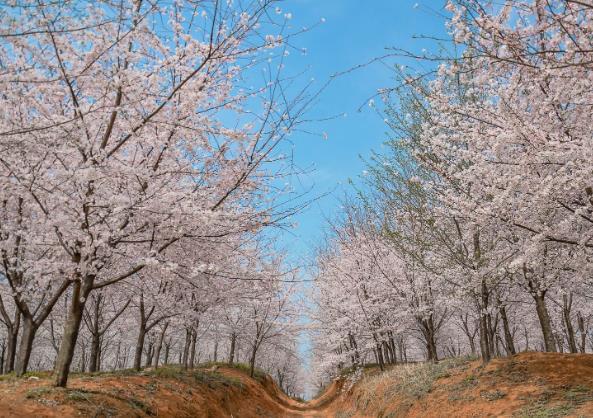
[272,0,449,268]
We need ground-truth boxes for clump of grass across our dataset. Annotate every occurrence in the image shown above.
[22,371,51,379]
[149,365,184,379]
[480,389,506,401]
[107,364,246,390]
[513,401,573,418]
[143,381,158,393]
[0,372,16,382]
[127,397,154,415]
[513,389,579,418]
[448,391,475,402]
[563,385,593,406]
[25,387,54,400]
[191,370,244,389]
[491,360,529,384]
[197,361,266,381]
[98,367,142,378]
[450,373,479,392]
[391,357,473,399]
[66,389,91,402]
[339,362,387,377]
[352,357,475,413]
[448,373,479,402]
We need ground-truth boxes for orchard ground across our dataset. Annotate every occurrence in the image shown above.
[1,352,593,417]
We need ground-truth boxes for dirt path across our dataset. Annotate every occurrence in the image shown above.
[0,366,346,418]
[5,353,593,417]
[272,378,344,417]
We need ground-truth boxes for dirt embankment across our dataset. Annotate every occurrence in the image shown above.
[0,363,346,418]
[0,366,302,417]
[326,352,593,418]
[2,353,593,417]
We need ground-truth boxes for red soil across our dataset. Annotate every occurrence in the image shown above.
[1,353,592,417]
[327,352,593,418]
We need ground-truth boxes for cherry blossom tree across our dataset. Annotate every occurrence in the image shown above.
[1,0,313,388]
[311,0,593,380]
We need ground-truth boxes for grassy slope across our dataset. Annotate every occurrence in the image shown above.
[3,353,593,417]
[0,362,304,418]
[328,352,593,418]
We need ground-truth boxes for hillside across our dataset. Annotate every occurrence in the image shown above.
[2,353,593,417]
[323,352,593,418]
[0,364,312,418]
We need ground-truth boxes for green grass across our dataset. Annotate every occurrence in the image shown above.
[563,385,593,406]
[65,387,155,416]
[480,389,506,401]
[191,370,244,389]
[448,373,479,402]
[108,364,247,390]
[513,401,573,418]
[22,371,51,379]
[66,389,92,402]
[0,370,50,382]
[349,357,477,415]
[339,362,388,377]
[196,361,267,380]
[512,386,593,418]
[25,387,54,399]
[126,397,154,414]
[0,372,16,382]
[392,357,475,399]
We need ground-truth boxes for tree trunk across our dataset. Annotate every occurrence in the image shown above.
[249,344,258,378]
[479,313,492,362]
[532,291,557,352]
[189,330,197,368]
[88,294,102,373]
[421,316,438,362]
[134,324,146,371]
[114,341,121,371]
[523,325,530,352]
[388,333,397,364]
[578,313,587,353]
[487,313,497,358]
[153,322,169,368]
[349,332,361,365]
[468,336,476,356]
[382,341,391,364]
[97,343,102,372]
[499,304,516,356]
[88,334,101,373]
[145,343,154,367]
[0,341,5,374]
[228,333,236,365]
[80,343,87,373]
[15,315,37,376]
[121,348,129,369]
[478,279,493,363]
[4,310,20,373]
[556,334,565,353]
[181,328,190,369]
[426,334,438,362]
[375,340,385,371]
[54,278,93,387]
[562,294,578,353]
[397,337,406,363]
[164,341,171,365]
